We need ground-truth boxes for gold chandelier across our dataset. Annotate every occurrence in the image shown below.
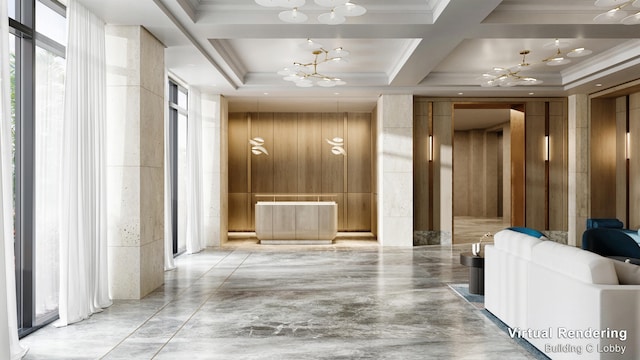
[480,40,593,87]
[593,0,640,25]
[278,39,348,88]
[255,0,366,25]
[480,50,543,87]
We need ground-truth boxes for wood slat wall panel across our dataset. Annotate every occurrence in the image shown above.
[297,113,322,194]
[346,193,371,231]
[590,98,617,218]
[347,113,372,193]
[628,93,640,228]
[549,100,568,231]
[510,109,526,227]
[229,111,373,233]
[321,113,345,194]
[413,99,430,230]
[525,102,545,229]
[251,112,274,193]
[228,193,249,231]
[273,113,298,193]
[228,112,247,193]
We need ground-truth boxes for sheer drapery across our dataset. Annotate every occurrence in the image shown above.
[163,70,175,270]
[55,0,111,326]
[1,0,27,357]
[34,45,64,319]
[186,88,204,254]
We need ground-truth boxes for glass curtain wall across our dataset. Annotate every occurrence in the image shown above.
[169,80,188,256]
[8,0,66,336]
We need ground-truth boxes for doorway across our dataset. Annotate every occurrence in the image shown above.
[452,104,525,244]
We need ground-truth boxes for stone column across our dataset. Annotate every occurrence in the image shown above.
[376,95,413,246]
[202,94,228,246]
[105,26,165,299]
[568,94,589,246]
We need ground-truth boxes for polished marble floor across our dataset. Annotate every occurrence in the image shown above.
[21,243,535,360]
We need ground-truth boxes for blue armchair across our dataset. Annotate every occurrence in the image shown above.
[582,218,640,259]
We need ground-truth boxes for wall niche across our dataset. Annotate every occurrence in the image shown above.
[228,112,373,233]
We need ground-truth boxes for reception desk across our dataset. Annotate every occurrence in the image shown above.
[255,201,338,244]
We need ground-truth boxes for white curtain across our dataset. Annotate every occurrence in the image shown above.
[1,0,27,357]
[55,0,111,326]
[185,88,204,254]
[163,70,175,270]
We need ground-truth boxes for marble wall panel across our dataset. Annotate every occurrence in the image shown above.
[106,86,140,167]
[139,27,165,97]
[108,245,140,300]
[140,166,164,246]
[106,25,164,299]
[105,26,141,88]
[107,166,141,247]
[140,238,164,298]
[139,88,164,168]
[377,95,414,246]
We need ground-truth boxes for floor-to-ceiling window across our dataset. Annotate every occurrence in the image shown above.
[168,79,188,255]
[8,0,66,336]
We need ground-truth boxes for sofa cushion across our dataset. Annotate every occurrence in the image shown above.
[610,259,640,285]
[494,229,544,260]
[586,218,624,229]
[532,241,619,285]
[508,226,546,239]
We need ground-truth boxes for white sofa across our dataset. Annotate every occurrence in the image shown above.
[485,229,640,360]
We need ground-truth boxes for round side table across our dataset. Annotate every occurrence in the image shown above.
[460,253,485,295]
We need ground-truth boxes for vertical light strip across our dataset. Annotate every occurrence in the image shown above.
[428,135,433,162]
[626,131,631,160]
[545,135,550,161]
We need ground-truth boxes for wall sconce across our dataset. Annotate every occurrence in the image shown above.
[626,132,631,160]
[544,135,550,162]
[250,137,269,155]
[326,137,346,156]
[428,135,433,162]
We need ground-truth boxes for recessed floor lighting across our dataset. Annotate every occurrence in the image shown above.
[595,83,603,87]
[529,92,535,95]
[458,92,464,95]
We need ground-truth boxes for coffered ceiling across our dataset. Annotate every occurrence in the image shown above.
[78,0,640,111]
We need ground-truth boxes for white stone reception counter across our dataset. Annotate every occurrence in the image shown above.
[255,201,338,244]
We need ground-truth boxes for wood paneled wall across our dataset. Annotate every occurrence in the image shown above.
[597,92,640,229]
[414,98,568,235]
[590,98,617,218]
[523,100,568,231]
[629,93,640,229]
[228,112,373,232]
[413,100,431,231]
[453,130,500,217]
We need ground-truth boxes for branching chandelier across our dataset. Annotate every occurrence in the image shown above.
[593,0,640,25]
[278,39,348,88]
[255,0,366,25]
[479,40,593,87]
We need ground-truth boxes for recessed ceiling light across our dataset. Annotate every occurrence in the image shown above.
[334,92,340,95]
[595,83,603,87]
[529,92,535,95]
[263,92,269,95]
[458,92,464,95]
